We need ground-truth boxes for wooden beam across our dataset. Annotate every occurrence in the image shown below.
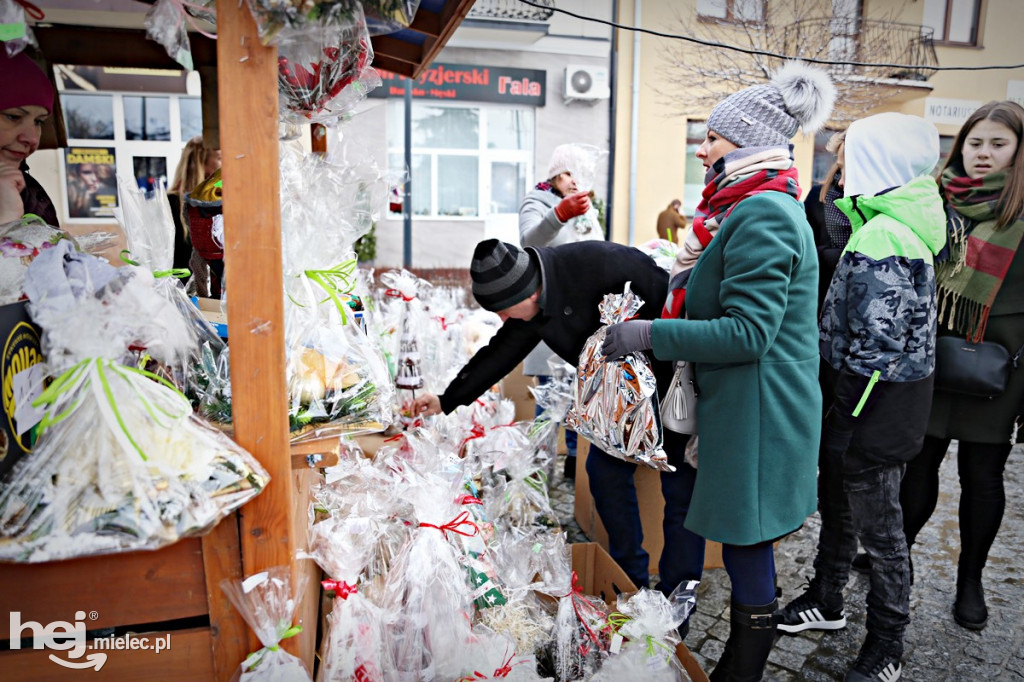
[200,515,249,682]
[411,0,478,80]
[371,34,425,66]
[372,54,416,78]
[408,8,442,37]
[34,25,216,69]
[217,0,315,668]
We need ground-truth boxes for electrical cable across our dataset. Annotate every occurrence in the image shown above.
[518,0,1024,72]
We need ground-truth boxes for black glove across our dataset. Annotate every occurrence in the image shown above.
[601,320,653,359]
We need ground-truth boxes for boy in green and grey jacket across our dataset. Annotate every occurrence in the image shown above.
[777,113,946,682]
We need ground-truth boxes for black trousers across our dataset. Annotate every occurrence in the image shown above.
[901,436,1012,580]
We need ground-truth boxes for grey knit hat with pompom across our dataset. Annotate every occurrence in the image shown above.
[706,61,836,148]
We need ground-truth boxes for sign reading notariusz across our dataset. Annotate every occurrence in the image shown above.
[371,63,546,106]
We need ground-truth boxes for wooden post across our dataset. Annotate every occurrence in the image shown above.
[216,0,316,668]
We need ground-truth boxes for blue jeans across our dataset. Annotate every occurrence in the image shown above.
[534,375,576,457]
[585,429,705,591]
[814,430,911,641]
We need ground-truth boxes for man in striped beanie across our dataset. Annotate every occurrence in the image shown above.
[408,238,706,604]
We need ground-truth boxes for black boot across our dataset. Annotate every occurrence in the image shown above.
[954,575,988,630]
[709,598,778,682]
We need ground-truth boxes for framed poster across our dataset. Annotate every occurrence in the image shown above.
[64,146,118,219]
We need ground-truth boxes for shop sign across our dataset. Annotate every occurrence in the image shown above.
[64,147,118,219]
[371,63,546,105]
[924,97,983,126]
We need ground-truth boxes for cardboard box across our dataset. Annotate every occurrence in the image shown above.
[0,302,45,479]
[574,440,725,571]
[571,542,708,682]
[191,296,228,338]
[501,361,536,423]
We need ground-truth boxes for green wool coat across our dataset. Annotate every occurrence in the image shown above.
[651,192,822,546]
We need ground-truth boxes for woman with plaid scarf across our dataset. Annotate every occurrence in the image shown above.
[898,101,1024,632]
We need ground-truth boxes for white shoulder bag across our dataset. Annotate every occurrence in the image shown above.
[661,360,698,435]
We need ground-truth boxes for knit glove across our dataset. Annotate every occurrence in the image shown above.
[554,190,591,222]
[601,320,653,359]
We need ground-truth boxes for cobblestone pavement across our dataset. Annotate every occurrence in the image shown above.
[549,444,1024,681]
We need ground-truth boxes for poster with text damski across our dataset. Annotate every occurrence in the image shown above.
[64,147,118,219]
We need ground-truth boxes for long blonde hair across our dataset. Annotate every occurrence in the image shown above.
[170,136,217,239]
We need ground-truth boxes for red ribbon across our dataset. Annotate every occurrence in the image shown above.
[384,288,415,302]
[418,510,479,539]
[14,0,44,20]
[434,315,448,330]
[557,571,603,654]
[459,494,483,506]
[458,423,487,451]
[321,579,358,600]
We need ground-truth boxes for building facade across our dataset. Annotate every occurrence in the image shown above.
[610,0,1024,245]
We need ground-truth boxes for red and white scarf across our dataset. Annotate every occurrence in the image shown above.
[663,146,801,319]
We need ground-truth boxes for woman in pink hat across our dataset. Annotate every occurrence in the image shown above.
[0,44,59,226]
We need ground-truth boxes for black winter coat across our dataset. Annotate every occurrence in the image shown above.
[439,240,671,413]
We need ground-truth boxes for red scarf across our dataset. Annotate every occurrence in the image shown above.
[662,164,801,319]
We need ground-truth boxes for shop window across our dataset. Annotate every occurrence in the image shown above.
[60,93,115,140]
[683,120,707,218]
[179,97,203,140]
[124,96,171,141]
[697,0,764,23]
[388,102,534,218]
[923,0,981,45]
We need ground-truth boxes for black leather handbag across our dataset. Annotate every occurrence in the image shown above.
[934,337,1024,399]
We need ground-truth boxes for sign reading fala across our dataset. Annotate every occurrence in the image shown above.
[372,63,546,106]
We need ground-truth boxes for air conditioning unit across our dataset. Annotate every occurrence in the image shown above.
[564,65,610,101]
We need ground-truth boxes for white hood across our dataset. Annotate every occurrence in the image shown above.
[843,113,940,198]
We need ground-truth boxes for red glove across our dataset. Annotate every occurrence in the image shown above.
[554,191,591,222]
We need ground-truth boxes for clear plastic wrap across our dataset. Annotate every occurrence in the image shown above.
[246,0,418,43]
[379,474,477,681]
[0,242,269,562]
[116,174,175,273]
[565,284,671,471]
[0,215,74,306]
[558,144,607,235]
[143,0,217,71]
[544,571,612,682]
[637,238,680,273]
[276,8,380,126]
[481,429,557,533]
[0,0,39,55]
[0,357,269,562]
[221,567,313,682]
[595,590,690,682]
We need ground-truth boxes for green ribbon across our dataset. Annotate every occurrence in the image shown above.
[32,358,190,461]
[120,250,190,279]
[0,23,26,41]
[291,260,358,324]
[242,624,303,671]
[605,612,675,663]
[522,468,548,494]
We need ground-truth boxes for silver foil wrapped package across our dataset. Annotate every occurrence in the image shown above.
[565,284,673,472]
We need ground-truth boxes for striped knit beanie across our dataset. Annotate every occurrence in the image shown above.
[470,239,540,312]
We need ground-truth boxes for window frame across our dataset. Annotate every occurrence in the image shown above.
[925,0,983,46]
[58,90,200,223]
[696,0,766,24]
[386,100,536,220]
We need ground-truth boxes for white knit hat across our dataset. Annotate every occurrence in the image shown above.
[547,144,574,180]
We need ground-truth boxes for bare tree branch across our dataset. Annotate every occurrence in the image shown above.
[654,0,936,126]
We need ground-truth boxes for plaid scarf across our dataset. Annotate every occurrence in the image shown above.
[662,147,801,318]
[936,168,1024,341]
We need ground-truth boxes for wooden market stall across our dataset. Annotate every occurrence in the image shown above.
[0,1,475,679]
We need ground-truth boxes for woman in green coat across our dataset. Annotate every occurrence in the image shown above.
[603,61,833,681]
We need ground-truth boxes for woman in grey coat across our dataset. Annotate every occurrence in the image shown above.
[518,143,603,478]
